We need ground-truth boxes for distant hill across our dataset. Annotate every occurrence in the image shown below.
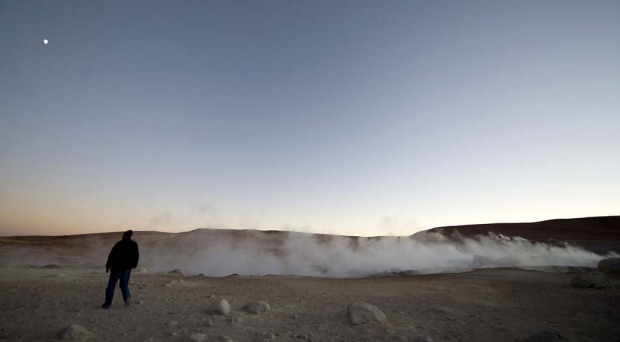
[1,216,618,273]
[425,216,620,253]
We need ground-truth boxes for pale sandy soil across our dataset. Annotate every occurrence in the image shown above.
[1,267,619,342]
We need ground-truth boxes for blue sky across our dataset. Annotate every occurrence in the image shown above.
[1,0,619,236]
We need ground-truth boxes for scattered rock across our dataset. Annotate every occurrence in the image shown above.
[415,334,433,342]
[598,257,620,274]
[167,321,178,328]
[136,267,148,273]
[570,274,611,289]
[184,333,207,342]
[207,298,231,316]
[219,335,235,342]
[228,316,244,324]
[170,269,185,275]
[261,331,276,340]
[523,329,568,342]
[242,301,271,314]
[57,324,93,340]
[347,302,388,325]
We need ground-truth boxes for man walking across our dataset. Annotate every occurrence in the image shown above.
[102,230,139,309]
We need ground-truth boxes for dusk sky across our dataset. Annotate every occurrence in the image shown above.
[1,1,619,236]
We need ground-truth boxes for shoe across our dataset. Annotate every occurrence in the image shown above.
[125,298,132,307]
[101,304,110,309]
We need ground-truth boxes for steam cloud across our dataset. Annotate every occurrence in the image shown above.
[2,230,614,277]
[138,230,615,277]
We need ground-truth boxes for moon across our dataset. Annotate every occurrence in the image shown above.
[43,39,48,45]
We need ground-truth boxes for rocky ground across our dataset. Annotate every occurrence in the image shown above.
[1,267,619,342]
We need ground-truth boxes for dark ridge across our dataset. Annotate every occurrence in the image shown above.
[425,215,620,254]
[2,216,618,253]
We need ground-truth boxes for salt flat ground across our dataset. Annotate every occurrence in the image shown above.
[0,267,619,342]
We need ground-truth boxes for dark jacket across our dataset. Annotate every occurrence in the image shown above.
[106,238,139,272]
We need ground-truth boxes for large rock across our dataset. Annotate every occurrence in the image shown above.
[170,268,186,275]
[206,298,231,316]
[570,274,611,289]
[347,302,388,325]
[597,257,620,274]
[57,324,93,340]
[242,301,270,314]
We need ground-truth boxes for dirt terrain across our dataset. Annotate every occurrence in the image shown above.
[0,267,619,342]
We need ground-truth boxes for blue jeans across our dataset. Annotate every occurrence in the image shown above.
[103,269,131,307]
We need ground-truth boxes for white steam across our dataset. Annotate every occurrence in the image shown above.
[0,230,614,277]
[138,230,615,277]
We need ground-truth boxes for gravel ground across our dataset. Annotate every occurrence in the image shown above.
[1,267,619,341]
